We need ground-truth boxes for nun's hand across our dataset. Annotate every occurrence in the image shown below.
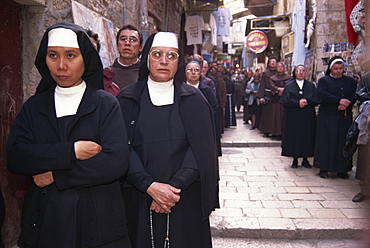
[146,182,181,213]
[150,200,167,214]
[338,104,347,111]
[33,171,54,187]
[299,99,308,108]
[339,99,350,107]
[74,140,102,160]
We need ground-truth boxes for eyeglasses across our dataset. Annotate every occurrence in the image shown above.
[296,69,305,73]
[149,50,179,62]
[186,68,200,73]
[120,36,139,43]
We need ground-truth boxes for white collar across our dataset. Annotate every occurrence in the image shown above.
[117,57,140,67]
[147,78,174,106]
[186,81,200,88]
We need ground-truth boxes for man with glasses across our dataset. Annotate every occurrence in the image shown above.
[105,25,143,89]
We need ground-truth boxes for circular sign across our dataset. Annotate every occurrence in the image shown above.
[246,30,268,54]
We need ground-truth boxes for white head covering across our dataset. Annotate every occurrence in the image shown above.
[151,32,178,49]
[329,58,344,69]
[48,28,79,48]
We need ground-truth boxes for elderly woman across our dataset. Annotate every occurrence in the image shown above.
[7,22,130,247]
[280,65,319,168]
[117,32,218,248]
[314,56,357,179]
[185,61,221,156]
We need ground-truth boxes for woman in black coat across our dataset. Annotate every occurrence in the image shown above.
[7,22,131,248]
[313,56,357,179]
[117,32,218,248]
[185,60,221,157]
[281,65,319,168]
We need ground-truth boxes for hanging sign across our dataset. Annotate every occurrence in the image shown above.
[246,30,268,54]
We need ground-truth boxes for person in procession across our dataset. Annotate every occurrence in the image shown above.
[280,65,319,168]
[314,56,357,179]
[6,22,131,248]
[268,62,291,138]
[245,72,262,129]
[257,56,278,137]
[117,32,218,248]
[105,25,143,89]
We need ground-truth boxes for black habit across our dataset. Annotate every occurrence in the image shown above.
[313,74,357,173]
[7,22,130,248]
[281,79,319,158]
[117,32,218,248]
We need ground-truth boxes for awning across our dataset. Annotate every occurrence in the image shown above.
[244,0,276,17]
[246,13,290,36]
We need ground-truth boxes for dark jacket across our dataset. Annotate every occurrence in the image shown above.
[7,22,130,248]
[117,79,218,221]
[7,85,130,247]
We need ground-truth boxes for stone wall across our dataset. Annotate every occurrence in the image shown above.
[314,0,348,80]
[166,0,183,34]
[20,0,128,100]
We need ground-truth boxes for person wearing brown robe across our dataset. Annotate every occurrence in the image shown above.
[256,57,278,137]
[268,62,291,137]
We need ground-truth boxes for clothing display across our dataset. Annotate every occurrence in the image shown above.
[292,0,307,66]
[209,13,218,46]
[212,6,232,36]
[185,15,205,45]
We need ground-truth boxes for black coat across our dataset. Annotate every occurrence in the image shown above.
[280,79,319,157]
[117,79,218,221]
[7,85,130,247]
[314,75,357,172]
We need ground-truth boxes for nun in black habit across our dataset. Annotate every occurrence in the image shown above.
[280,65,319,168]
[117,32,218,248]
[7,22,131,248]
[313,56,357,179]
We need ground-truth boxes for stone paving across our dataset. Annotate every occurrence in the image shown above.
[210,115,370,240]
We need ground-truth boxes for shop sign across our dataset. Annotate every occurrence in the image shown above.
[246,30,268,54]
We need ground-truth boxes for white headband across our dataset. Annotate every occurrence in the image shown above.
[48,28,79,48]
[329,58,344,69]
[151,32,178,49]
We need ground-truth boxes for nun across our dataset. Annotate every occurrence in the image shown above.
[280,65,319,168]
[117,32,218,248]
[7,22,131,248]
[313,56,357,179]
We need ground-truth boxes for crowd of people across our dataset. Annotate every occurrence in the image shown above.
[199,53,367,205]
[1,21,369,248]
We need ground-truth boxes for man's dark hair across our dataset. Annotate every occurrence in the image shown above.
[86,29,101,52]
[116,25,143,45]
